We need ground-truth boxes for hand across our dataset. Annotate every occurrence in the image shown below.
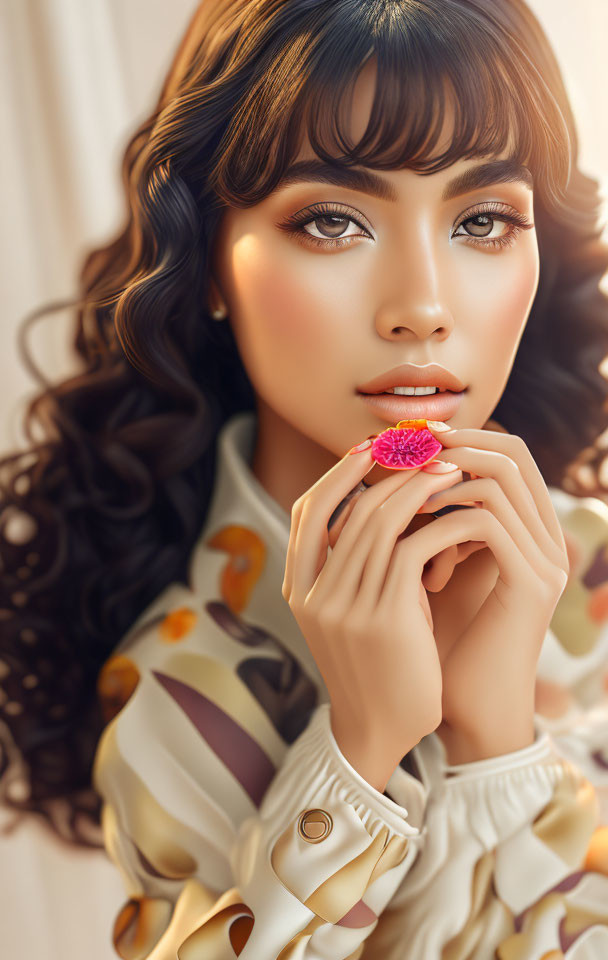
[416,421,570,762]
[281,439,464,791]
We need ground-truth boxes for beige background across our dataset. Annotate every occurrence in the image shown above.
[1,1,607,957]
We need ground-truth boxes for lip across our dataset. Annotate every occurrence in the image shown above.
[357,362,465,395]
[358,389,466,423]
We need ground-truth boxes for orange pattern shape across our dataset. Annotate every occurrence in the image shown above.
[159,607,198,643]
[588,582,608,624]
[97,654,141,725]
[178,891,254,958]
[584,826,608,874]
[205,525,266,614]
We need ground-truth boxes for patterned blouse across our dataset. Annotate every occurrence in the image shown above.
[93,410,608,959]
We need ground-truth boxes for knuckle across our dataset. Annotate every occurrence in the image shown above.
[512,434,528,455]
[549,566,569,593]
[477,476,496,494]
[374,501,396,534]
[429,704,443,730]
[418,704,442,735]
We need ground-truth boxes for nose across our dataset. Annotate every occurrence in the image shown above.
[375,222,454,340]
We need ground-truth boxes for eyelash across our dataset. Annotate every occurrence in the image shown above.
[277,200,534,251]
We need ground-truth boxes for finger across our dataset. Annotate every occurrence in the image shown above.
[283,440,376,601]
[310,468,463,611]
[416,476,563,579]
[423,443,566,567]
[298,463,433,605]
[427,425,567,553]
[380,507,530,611]
[327,480,369,548]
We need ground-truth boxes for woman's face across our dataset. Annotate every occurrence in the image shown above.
[209,59,539,510]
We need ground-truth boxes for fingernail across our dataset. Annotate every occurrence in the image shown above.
[426,420,452,432]
[422,460,459,472]
[348,438,374,455]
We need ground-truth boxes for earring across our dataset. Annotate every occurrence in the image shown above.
[211,305,227,321]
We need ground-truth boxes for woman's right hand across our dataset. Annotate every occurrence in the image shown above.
[281,439,464,792]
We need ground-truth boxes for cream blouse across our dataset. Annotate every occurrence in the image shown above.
[92,410,608,959]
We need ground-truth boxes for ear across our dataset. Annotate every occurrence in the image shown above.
[206,273,227,315]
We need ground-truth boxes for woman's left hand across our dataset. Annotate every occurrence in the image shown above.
[417,421,570,763]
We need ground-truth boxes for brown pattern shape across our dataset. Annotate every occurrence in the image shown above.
[205,524,266,614]
[582,539,608,589]
[159,607,198,643]
[97,654,141,724]
[177,889,254,958]
[112,895,173,960]
[151,669,276,806]
[204,600,318,744]
[337,899,378,928]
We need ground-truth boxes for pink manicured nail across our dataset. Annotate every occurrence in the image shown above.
[426,420,452,432]
[348,438,373,455]
[422,460,459,472]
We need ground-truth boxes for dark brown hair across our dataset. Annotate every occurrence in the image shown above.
[1,0,607,847]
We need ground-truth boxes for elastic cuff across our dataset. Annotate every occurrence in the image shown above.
[443,726,556,783]
[311,703,422,838]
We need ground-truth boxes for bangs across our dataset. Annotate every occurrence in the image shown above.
[210,0,571,214]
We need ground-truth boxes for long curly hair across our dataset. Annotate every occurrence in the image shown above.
[1,0,607,848]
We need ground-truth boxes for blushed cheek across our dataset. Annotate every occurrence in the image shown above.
[234,239,323,351]
[227,237,337,403]
[478,247,539,366]
[505,254,537,338]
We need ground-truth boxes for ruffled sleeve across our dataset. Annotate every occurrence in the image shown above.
[94,695,428,959]
[361,725,608,958]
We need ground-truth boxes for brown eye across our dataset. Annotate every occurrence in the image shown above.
[463,214,494,238]
[304,214,360,241]
[277,203,373,248]
[307,215,350,239]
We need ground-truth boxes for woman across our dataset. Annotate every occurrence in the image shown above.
[1,0,608,956]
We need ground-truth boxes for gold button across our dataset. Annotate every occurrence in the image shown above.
[297,808,333,843]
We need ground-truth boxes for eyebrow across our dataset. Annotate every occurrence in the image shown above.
[276,157,533,203]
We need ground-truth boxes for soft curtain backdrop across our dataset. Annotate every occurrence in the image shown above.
[0,1,607,958]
